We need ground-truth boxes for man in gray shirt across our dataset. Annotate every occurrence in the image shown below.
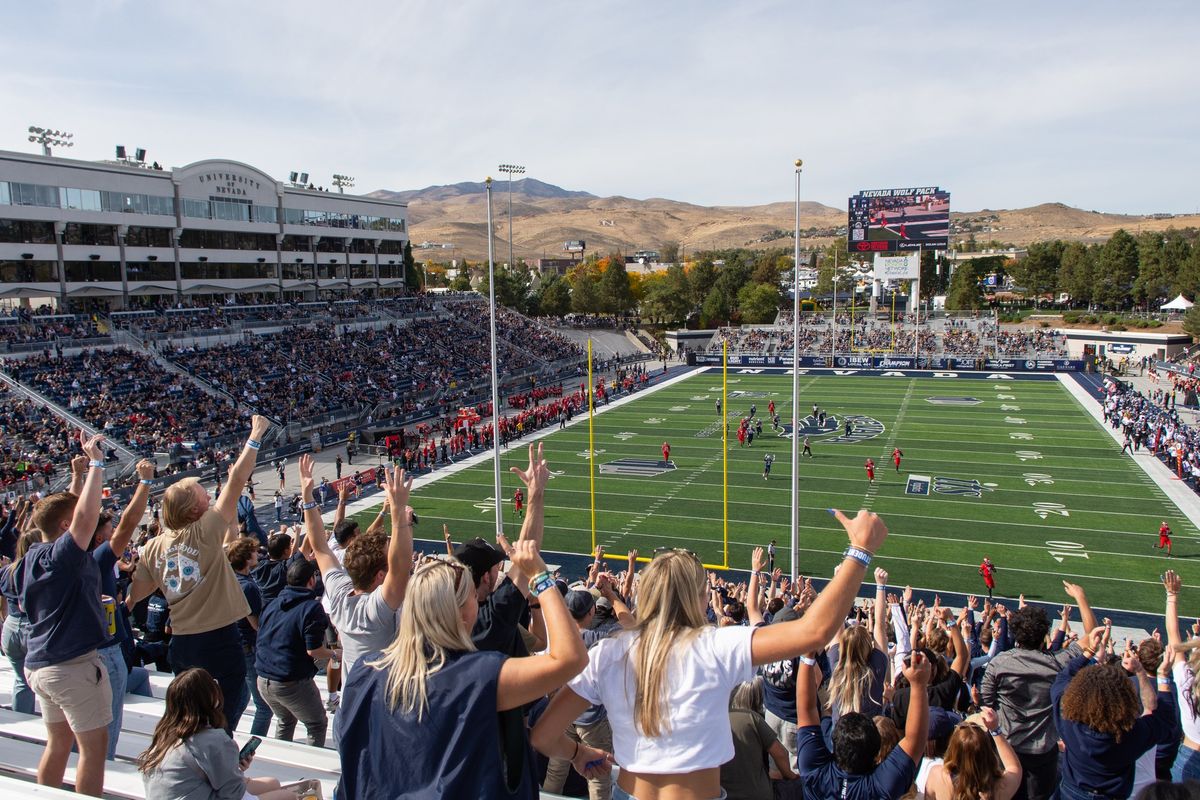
[981,596,1089,800]
[297,455,413,679]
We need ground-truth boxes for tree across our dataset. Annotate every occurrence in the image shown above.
[598,256,634,314]
[1184,305,1200,338]
[569,261,601,314]
[751,250,789,286]
[945,259,983,311]
[402,242,421,292]
[688,259,718,308]
[1134,231,1174,308]
[737,282,781,323]
[1165,229,1194,297]
[1093,229,1138,309]
[1057,242,1094,306]
[1011,240,1063,299]
[537,274,571,317]
[700,286,731,327]
[660,240,680,265]
[919,249,948,299]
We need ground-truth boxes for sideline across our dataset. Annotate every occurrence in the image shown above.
[1059,373,1200,532]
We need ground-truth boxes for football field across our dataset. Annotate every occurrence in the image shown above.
[354,369,1199,615]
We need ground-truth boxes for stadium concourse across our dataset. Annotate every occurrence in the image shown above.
[3,301,1200,800]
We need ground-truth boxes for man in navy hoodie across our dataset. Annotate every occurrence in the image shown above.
[255,558,339,747]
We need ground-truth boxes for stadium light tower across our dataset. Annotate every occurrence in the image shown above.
[790,158,803,582]
[28,126,74,157]
[498,163,525,267]
[485,177,503,534]
[332,174,355,194]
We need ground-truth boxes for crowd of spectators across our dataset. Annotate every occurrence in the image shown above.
[0,384,69,491]
[0,306,105,349]
[3,349,248,453]
[3,418,1198,799]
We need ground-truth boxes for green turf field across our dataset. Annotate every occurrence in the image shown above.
[353,370,1200,615]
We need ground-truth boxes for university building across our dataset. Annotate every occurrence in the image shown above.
[0,149,409,308]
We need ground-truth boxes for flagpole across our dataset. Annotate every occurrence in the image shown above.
[485,177,503,535]
[791,158,803,581]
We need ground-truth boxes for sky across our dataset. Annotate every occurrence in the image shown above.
[2,1,1198,214]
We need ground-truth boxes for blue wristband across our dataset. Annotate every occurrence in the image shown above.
[302,501,318,511]
[140,479,153,485]
[89,460,105,469]
[843,546,872,568]
[246,439,262,450]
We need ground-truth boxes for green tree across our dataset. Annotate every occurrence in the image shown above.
[449,270,472,292]
[1165,230,1194,297]
[1011,240,1063,299]
[1134,231,1175,308]
[919,249,949,299]
[402,242,421,292]
[537,274,571,317]
[1184,305,1200,338]
[569,264,601,314]
[688,259,718,308]
[700,286,731,327]
[945,259,983,310]
[598,256,634,314]
[1093,229,1138,309]
[1057,242,1094,306]
[737,282,781,323]
[660,240,680,265]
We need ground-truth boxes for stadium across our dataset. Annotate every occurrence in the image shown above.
[3,7,1200,798]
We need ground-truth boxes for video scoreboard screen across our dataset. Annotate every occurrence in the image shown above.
[848,187,950,253]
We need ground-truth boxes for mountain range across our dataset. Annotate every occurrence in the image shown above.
[366,180,1200,264]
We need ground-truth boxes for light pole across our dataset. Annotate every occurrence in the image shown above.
[331,174,355,194]
[485,177,503,535]
[498,164,525,268]
[790,158,802,582]
[28,126,74,157]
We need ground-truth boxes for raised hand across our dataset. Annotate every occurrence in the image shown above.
[874,567,888,585]
[508,539,547,579]
[136,459,156,480]
[383,465,414,523]
[829,508,888,554]
[903,651,932,687]
[298,454,315,492]
[510,442,550,497]
[249,414,271,439]
[71,454,88,474]
[1164,570,1182,596]
[967,595,978,610]
[1063,581,1088,604]
[751,546,765,573]
[79,430,105,461]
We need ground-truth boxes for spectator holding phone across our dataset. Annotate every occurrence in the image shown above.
[139,667,302,800]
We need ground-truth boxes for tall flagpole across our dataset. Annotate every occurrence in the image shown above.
[485,177,503,535]
[790,159,803,581]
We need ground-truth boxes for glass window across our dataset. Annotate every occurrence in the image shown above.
[182,199,210,219]
[253,205,278,224]
[0,182,9,205]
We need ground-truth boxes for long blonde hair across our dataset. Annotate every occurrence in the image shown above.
[628,550,709,738]
[1177,639,1200,720]
[366,560,474,721]
[828,624,874,715]
[162,478,204,531]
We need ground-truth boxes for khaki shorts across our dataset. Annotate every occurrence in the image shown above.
[28,651,113,732]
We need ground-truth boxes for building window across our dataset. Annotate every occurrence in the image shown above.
[64,260,121,282]
[0,219,56,244]
[125,261,175,281]
[0,259,58,283]
[62,223,117,246]
[124,226,173,248]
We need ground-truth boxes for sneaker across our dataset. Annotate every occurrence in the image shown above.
[325,695,340,713]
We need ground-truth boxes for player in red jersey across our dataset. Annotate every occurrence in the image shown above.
[767,399,776,417]
[865,458,875,483]
[662,441,671,464]
[737,424,747,448]
[513,487,524,518]
[892,447,904,473]
[1155,521,1173,557]
[979,557,996,598]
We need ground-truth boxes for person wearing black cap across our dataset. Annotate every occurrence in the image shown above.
[543,588,615,800]
[453,443,550,658]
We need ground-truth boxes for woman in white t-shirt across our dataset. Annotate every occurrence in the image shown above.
[531,508,889,800]
[1164,570,1200,781]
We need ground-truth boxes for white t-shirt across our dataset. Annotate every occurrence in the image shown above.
[1175,661,1200,742]
[321,568,400,678]
[568,624,755,774]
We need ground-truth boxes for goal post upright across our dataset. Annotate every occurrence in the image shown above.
[587,338,596,554]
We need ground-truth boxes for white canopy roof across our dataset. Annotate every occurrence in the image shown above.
[1162,294,1193,310]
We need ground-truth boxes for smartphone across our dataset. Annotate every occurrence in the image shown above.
[238,736,262,760]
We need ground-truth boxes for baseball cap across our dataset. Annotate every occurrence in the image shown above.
[452,537,506,579]
[564,590,596,620]
[928,707,963,741]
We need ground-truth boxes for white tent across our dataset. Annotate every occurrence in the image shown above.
[1162,294,1194,311]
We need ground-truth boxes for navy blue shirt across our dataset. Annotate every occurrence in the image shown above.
[236,572,262,649]
[93,542,131,651]
[144,593,170,641]
[255,585,328,682]
[253,553,305,607]
[798,723,916,800]
[335,649,538,800]
[0,564,23,617]
[19,534,107,670]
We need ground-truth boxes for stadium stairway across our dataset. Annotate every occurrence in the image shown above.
[0,664,574,800]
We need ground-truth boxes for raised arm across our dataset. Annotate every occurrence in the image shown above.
[333,485,350,532]
[363,497,389,536]
[596,573,636,629]
[379,464,414,611]
[898,651,931,764]
[1063,581,1099,636]
[1164,571,1184,653]
[751,508,888,666]
[496,541,588,710]
[297,454,339,576]
[795,655,821,726]
[68,454,88,498]
[443,523,454,557]
[213,415,270,525]
[748,547,766,626]
[505,443,549,589]
[110,459,156,557]
[621,548,637,601]
[873,568,889,653]
[69,432,107,551]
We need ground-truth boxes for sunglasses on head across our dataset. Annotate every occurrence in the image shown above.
[420,558,466,592]
[652,546,700,561]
